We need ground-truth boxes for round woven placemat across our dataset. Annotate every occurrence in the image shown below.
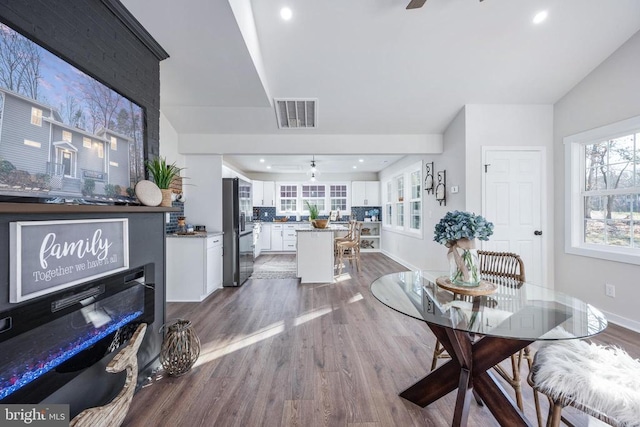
[435,276,498,296]
[135,180,162,206]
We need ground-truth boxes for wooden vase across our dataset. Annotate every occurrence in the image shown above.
[160,189,173,207]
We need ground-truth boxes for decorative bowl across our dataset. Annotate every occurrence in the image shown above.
[312,219,328,229]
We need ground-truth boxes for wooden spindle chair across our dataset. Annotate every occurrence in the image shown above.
[336,221,363,275]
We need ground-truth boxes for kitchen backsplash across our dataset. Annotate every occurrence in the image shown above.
[252,206,381,222]
[165,201,185,234]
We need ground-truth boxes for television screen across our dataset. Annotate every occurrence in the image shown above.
[0,22,145,204]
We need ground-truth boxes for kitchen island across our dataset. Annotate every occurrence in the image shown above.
[296,224,348,283]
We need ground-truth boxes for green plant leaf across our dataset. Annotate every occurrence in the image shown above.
[145,156,184,189]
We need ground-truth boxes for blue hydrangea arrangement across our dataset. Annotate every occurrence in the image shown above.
[433,210,494,245]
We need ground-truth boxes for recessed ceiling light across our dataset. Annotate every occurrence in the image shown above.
[353,166,357,169]
[280,7,292,21]
[358,159,364,163]
[533,10,548,24]
[259,158,265,163]
[266,165,272,169]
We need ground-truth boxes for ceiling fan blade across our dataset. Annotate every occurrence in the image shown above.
[406,0,427,9]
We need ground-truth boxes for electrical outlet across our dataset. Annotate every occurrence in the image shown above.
[426,298,435,314]
[605,283,616,298]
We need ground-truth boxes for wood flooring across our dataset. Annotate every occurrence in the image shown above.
[122,253,640,427]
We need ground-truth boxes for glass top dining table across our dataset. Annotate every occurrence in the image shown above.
[371,270,607,341]
[370,270,608,427]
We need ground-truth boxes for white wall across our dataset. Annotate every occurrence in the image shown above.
[554,30,640,331]
[159,112,184,167]
[183,155,223,231]
[380,108,467,271]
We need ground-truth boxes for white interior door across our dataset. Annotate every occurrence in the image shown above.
[483,149,544,286]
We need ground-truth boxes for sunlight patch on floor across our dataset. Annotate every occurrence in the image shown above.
[334,272,353,282]
[294,307,333,326]
[194,321,285,367]
[347,293,363,303]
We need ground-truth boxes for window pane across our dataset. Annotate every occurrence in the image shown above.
[585,166,607,191]
[584,219,605,244]
[411,171,420,198]
[331,199,346,210]
[584,196,605,219]
[608,135,634,163]
[396,203,404,226]
[606,220,631,247]
[410,201,421,229]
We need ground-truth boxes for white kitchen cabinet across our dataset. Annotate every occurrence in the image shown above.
[252,180,264,207]
[252,180,276,207]
[271,224,283,251]
[351,181,380,206]
[166,234,223,302]
[206,237,223,294]
[263,181,275,207]
[283,223,298,251]
[260,223,272,250]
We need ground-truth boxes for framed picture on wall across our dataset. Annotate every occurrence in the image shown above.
[0,21,145,204]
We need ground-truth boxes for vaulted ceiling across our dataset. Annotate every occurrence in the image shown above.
[120,0,640,172]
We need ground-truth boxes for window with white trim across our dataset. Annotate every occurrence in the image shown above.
[385,181,392,226]
[83,137,92,148]
[410,170,421,231]
[395,175,404,227]
[565,115,640,265]
[276,182,350,215]
[279,184,298,212]
[302,184,326,212]
[329,184,347,211]
[31,107,42,126]
[110,136,117,151]
[382,161,422,235]
[62,130,72,142]
[97,143,104,159]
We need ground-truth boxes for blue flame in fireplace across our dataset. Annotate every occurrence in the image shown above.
[0,311,142,400]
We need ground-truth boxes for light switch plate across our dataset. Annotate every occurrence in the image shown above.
[451,186,459,194]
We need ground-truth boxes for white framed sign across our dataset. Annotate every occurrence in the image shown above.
[9,218,130,303]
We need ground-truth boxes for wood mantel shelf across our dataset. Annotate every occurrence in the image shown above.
[0,202,180,214]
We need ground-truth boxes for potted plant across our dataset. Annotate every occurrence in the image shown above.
[434,210,494,286]
[145,157,184,207]
[305,200,325,228]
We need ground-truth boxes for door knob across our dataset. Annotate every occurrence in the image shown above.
[534,230,543,236]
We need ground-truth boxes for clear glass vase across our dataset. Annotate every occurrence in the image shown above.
[447,239,481,287]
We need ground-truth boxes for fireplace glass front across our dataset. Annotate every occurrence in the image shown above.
[0,265,153,403]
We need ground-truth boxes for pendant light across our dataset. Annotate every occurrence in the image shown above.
[307,155,320,181]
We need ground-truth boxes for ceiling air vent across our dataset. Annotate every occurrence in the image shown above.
[275,98,317,129]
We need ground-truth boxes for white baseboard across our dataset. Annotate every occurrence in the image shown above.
[381,249,420,271]
[601,310,640,334]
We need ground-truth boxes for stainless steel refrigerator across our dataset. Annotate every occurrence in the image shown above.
[222,178,254,286]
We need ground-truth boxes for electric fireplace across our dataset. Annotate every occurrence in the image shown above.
[0,264,154,404]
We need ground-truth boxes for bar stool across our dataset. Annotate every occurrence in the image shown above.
[336,221,363,275]
[334,219,356,257]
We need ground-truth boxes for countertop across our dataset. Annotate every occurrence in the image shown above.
[296,224,349,232]
[166,231,224,238]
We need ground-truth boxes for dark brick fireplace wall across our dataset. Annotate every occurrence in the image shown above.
[0,0,164,160]
[0,0,169,416]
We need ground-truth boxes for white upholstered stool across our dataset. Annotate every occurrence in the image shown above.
[528,338,640,427]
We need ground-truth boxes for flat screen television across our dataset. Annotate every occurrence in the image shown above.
[0,21,145,204]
